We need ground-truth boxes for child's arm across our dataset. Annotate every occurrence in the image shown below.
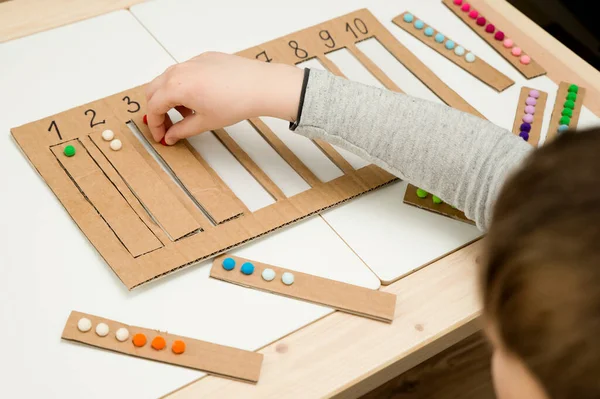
[146,52,532,230]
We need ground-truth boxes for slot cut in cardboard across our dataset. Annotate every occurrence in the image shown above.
[12,9,483,289]
[442,0,546,79]
[61,311,263,383]
[511,87,548,147]
[51,139,163,257]
[392,12,514,92]
[546,82,587,143]
[211,256,397,323]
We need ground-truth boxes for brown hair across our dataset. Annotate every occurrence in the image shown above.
[483,128,600,399]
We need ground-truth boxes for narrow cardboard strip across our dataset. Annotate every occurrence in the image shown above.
[89,130,202,240]
[392,12,514,92]
[61,311,263,383]
[248,117,322,186]
[51,140,163,256]
[442,0,546,79]
[135,122,244,224]
[373,21,485,119]
[346,44,404,92]
[546,82,587,143]
[210,255,397,323]
[511,87,548,147]
[403,184,474,224]
[212,128,286,201]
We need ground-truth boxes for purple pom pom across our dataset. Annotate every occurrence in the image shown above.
[520,123,532,132]
[519,131,530,141]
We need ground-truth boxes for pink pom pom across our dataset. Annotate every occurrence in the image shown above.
[503,38,513,48]
[453,0,463,5]
[494,31,505,41]
[525,105,536,115]
[529,90,540,99]
[476,17,486,26]
[461,3,470,11]
[522,114,534,124]
[469,10,479,19]
[512,47,522,56]
[485,24,495,33]
[525,97,537,106]
[520,55,531,65]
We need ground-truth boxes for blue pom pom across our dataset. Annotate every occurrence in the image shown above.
[403,13,414,23]
[222,257,236,271]
[424,27,434,37]
[435,33,445,43]
[241,262,255,275]
[414,20,425,29]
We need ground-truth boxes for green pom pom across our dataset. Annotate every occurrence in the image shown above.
[416,188,428,198]
[63,145,76,157]
[561,108,573,117]
[567,92,577,102]
[560,115,571,125]
[432,196,443,204]
[564,100,575,110]
[568,84,579,94]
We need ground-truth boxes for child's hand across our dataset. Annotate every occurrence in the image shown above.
[145,52,304,145]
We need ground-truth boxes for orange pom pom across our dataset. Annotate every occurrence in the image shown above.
[132,333,147,347]
[151,336,166,351]
[172,340,186,355]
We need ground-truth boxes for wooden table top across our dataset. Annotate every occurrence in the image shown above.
[1,0,598,397]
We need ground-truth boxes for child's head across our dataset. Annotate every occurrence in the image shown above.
[482,129,600,399]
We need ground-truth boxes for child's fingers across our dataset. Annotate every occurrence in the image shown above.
[164,114,204,145]
[175,105,194,118]
[145,64,174,102]
[146,89,181,142]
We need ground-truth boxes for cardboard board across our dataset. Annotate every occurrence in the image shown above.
[511,87,548,147]
[61,311,263,383]
[392,12,514,92]
[12,9,483,289]
[442,0,546,79]
[546,82,587,142]
[210,255,396,323]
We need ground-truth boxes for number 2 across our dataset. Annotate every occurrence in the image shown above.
[84,109,106,128]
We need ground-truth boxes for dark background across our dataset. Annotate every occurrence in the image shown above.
[509,0,600,69]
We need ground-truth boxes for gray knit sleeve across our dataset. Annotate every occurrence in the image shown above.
[293,69,533,231]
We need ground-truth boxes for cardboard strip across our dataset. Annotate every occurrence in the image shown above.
[51,140,163,256]
[403,184,474,224]
[133,121,244,224]
[248,118,322,187]
[511,87,548,147]
[392,12,514,92]
[213,128,286,201]
[373,22,485,119]
[546,82,587,143]
[89,129,202,240]
[346,44,404,92]
[210,255,397,323]
[442,0,546,79]
[61,311,263,383]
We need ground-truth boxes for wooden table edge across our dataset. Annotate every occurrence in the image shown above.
[2,0,599,398]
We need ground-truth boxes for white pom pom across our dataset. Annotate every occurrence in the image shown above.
[101,129,115,141]
[95,322,110,337]
[110,139,122,151]
[77,318,92,332]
